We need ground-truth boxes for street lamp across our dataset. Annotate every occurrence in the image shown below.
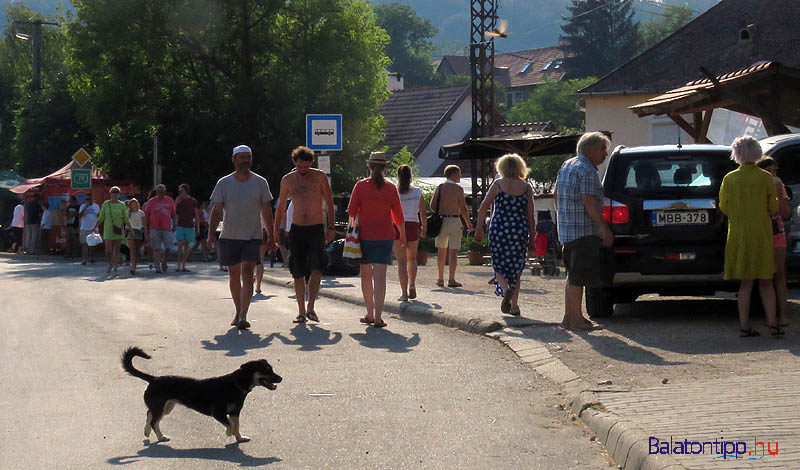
[13,19,59,91]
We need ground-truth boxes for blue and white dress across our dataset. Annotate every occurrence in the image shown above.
[488,188,530,297]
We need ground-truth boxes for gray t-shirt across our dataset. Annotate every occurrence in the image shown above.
[210,172,273,240]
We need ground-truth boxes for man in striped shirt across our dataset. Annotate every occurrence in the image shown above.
[554,132,613,330]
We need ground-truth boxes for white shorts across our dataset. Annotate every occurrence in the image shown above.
[435,217,463,250]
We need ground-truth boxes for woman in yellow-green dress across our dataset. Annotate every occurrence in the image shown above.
[94,186,130,275]
[719,136,780,337]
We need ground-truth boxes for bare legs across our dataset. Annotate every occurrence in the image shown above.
[738,278,777,332]
[129,239,138,274]
[393,240,419,299]
[494,272,521,311]
[436,247,458,284]
[293,271,321,321]
[228,261,256,326]
[177,241,190,271]
[561,283,597,330]
[360,263,388,325]
[774,247,789,326]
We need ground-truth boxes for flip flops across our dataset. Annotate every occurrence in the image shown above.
[306,311,319,322]
[447,280,463,288]
[372,320,387,328]
[359,317,374,325]
[237,320,251,330]
[293,315,307,324]
[739,328,760,337]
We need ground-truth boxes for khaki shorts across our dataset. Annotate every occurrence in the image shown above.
[434,217,463,250]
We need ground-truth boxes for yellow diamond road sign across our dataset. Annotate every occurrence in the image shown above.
[71,148,91,167]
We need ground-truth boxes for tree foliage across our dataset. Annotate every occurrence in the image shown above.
[373,1,437,88]
[0,4,87,175]
[559,0,641,79]
[639,5,694,52]
[66,0,389,195]
[506,77,597,132]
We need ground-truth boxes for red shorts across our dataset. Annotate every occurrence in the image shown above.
[394,221,420,242]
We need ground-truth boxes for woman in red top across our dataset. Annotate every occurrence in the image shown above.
[348,152,406,328]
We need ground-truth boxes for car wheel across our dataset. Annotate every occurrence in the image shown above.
[586,287,614,318]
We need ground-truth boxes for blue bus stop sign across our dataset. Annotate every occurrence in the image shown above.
[306,114,342,151]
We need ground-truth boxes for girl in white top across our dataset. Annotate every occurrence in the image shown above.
[126,198,145,275]
[393,165,428,301]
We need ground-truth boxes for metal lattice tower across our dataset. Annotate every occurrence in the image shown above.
[470,0,498,139]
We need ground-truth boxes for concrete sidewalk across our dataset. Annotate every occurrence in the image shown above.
[261,258,800,470]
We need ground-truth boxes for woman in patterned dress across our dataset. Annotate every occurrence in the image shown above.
[475,154,536,315]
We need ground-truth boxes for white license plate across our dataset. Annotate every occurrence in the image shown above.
[651,210,709,226]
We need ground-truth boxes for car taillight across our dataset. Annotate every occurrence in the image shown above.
[602,199,629,224]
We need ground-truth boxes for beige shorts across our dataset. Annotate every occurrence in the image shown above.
[435,217,463,249]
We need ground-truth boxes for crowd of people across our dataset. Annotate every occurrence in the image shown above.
[2,132,791,334]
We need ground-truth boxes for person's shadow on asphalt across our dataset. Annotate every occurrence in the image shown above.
[349,329,421,353]
[107,441,281,467]
[269,323,343,351]
[201,327,275,357]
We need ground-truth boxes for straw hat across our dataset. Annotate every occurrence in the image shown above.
[367,151,388,164]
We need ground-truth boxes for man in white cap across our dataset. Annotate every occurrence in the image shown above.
[207,145,275,329]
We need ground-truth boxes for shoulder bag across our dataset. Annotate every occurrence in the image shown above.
[426,185,444,238]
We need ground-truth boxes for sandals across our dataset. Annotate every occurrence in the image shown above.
[769,325,785,336]
[501,286,515,314]
[372,320,387,328]
[436,279,444,287]
[408,286,417,299]
[739,328,760,337]
[447,280,463,288]
[237,320,251,330]
[293,315,307,324]
[359,317,374,325]
[306,311,319,322]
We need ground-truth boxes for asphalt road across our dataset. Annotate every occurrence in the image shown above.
[0,257,610,469]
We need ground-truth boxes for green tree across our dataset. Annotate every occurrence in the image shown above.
[374,1,437,88]
[67,0,389,195]
[506,77,597,132]
[1,4,87,176]
[559,0,641,79]
[638,5,693,52]
[386,145,418,177]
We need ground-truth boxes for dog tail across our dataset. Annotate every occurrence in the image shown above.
[121,346,155,383]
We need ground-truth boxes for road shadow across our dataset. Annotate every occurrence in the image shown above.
[250,293,276,302]
[107,441,280,466]
[599,298,800,357]
[269,323,342,351]
[349,328,421,353]
[320,278,357,289]
[0,257,234,282]
[201,327,275,357]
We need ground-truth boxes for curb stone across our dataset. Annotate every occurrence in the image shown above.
[491,329,687,470]
[259,274,503,335]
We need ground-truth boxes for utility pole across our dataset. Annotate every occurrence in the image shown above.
[14,19,59,91]
[469,0,499,219]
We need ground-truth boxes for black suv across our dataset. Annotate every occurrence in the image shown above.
[587,144,739,318]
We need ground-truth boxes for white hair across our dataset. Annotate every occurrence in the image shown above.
[577,132,611,156]
[730,136,762,165]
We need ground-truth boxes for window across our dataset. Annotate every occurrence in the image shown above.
[520,62,532,73]
[621,155,734,195]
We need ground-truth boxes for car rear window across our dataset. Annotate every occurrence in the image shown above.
[617,154,734,195]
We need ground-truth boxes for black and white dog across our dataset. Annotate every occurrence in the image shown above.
[122,346,282,443]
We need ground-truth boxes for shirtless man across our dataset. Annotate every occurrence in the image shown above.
[273,146,335,324]
[432,165,473,287]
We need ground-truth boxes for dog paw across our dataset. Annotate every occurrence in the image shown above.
[235,435,251,443]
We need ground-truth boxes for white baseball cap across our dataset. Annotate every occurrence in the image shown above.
[232,144,252,156]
